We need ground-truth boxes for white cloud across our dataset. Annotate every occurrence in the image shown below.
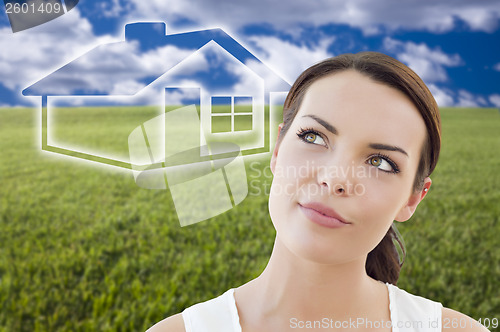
[493,63,500,71]
[427,85,490,108]
[162,81,201,105]
[247,35,334,84]
[428,84,455,107]
[456,89,488,107]
[110,79,146,96]
[99,0,132,18]
[124,0,500,35]
[459,6,500,32]
[0,8,117,101]
[384,38,463,83]
[488,94,500,108]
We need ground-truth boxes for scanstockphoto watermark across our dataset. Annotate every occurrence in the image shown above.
[290,317,497,330]
[248,160,380,196]
[289,317,439,330]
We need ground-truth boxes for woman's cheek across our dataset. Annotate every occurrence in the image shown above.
[355,178,397,221]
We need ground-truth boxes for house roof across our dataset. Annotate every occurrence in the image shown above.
[23,22,290,96]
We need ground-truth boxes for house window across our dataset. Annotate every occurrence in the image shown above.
[211,96,252,133]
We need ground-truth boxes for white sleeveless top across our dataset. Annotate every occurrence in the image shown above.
[182,283,443,332]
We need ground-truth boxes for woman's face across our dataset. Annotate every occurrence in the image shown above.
[269,70,430,265]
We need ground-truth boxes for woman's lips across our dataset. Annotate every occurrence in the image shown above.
[298,202,351,229]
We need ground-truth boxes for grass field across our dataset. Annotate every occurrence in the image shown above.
[0,107,499,331]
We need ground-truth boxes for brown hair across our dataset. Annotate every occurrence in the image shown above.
[279,52,441,284]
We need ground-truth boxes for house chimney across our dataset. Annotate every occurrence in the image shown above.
[125,22,167,43]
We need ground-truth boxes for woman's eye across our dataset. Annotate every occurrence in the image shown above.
[304,132,317,143]
[368,156,396,173]
[298,130,326,146]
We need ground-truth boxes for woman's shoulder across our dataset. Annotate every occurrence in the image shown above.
[145,289,237,332]
[388,284,488,331]
[441,307,489,331]
[145,313,185,332]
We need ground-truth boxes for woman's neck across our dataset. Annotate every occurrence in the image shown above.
[235,237,389,330]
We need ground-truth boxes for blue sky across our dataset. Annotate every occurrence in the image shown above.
[0,0,499,108]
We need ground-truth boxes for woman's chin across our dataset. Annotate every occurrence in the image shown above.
[275,230,360,266]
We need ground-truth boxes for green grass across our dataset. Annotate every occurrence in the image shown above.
[0,107,499,331]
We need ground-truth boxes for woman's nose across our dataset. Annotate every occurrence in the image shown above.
[316,152,357,196]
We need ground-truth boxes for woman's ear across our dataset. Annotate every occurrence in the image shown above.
[270,123,284,175]
[395,177,432,222]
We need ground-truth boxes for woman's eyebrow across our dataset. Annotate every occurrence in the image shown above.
[301,115,338,135]
[369,143,409,157]
[301,114,409,157]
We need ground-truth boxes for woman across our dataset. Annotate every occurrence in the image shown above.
[148,52,488,331]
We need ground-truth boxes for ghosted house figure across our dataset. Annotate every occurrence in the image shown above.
[23,22,290,170]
